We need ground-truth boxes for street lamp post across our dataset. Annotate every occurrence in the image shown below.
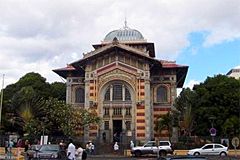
[209,116,216,143]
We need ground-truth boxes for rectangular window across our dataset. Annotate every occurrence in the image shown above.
[104,108,109,115]
[126,108,131,116]
[113,108,122,115]
[104,121,109,130]
[125,121,131,130]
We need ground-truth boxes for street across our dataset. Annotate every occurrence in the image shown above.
[87,155,240,160]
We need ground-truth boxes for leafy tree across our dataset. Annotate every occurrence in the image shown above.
[50,82,66,101]
[43,98,101,137]
[193,75,240,136]
[175,75,240,137]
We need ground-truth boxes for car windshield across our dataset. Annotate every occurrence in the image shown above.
[40,145,59,151]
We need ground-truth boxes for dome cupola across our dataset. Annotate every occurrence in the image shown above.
[103,21,145,42]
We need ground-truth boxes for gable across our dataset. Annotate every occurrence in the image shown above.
[71,43,155,70]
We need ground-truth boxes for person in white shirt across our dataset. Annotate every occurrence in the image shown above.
[130,140,134,149]
[75,145,83,160]
[114,142,119,153]
[67,139,76,160]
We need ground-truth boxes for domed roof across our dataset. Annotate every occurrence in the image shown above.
[103,22,145,42]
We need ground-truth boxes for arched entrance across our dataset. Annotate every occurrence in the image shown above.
[99,80,135,143]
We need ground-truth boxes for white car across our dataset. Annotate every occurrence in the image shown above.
[188,143,228,156]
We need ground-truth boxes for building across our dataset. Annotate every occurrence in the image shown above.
[226,66,240,79]
[53,24,188,143]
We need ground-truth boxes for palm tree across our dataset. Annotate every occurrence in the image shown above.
[181,104,194,137]
[154,112,172,139]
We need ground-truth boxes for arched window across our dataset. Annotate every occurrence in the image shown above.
[104,83,131,101]
[125,88,131,101]
[75,87,85,103]
[104,87,110,101]
[156,86,168,103]
[113,84,122,100]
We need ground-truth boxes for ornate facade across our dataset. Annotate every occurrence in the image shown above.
[53,24,188,143]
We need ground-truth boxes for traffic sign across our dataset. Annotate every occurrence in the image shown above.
[209,128,216,136]
[232,137,239,148]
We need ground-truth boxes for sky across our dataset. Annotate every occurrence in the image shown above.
[0,0,239,89]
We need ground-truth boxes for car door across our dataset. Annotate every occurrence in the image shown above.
[213,144,224,155]
[142,141,156,154]
[201,144,214,155]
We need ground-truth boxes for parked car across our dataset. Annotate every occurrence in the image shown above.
[26,144,67,160]
[158,155,208,160]
[131,140,173,157]
[187,143,228,156]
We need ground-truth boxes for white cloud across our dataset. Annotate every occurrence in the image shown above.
[0,0,240,87]
[184,80,200,89]
[177,79,200,96]
[234,65,240,69]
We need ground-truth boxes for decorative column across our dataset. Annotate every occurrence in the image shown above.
[84,71,91,142]
[66,78,72,104]
[145,79,152,141]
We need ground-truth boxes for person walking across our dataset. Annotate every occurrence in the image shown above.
[113,142,119,153]
[67,139,76,160]
[75,145,83,160]
[130,140,134,149]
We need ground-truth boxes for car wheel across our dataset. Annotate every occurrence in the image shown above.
[159,150,167,157]
[220,152,227,156]
[135,150,141,157]
[194,152,200,156]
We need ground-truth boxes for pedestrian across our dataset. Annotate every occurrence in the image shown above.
[130,140,134,149]
[7,139,14,159]
[88,142,93,154]
[59,139,65,150]
[67,138,76,160]
[85,142,90,154]
[4,140,8,155]
[82,150,87,160]
[24,140,30,152]
[75,145,83,160]
[113,142,119,153]
[90,142,95,154]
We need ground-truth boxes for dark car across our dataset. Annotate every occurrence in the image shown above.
[26,144,66,160]
[158,155,208,160]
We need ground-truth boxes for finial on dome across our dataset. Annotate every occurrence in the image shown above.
[124,17,128,29]
[112,37,119,45]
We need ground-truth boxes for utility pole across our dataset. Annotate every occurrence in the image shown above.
[0,74,5,126]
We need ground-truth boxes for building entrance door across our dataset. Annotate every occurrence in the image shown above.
[113,120,122,142]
